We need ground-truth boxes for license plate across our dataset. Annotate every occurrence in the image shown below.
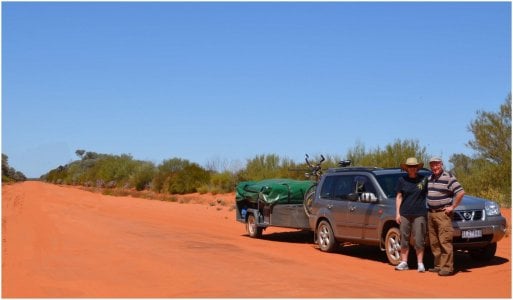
[462,229,482,239]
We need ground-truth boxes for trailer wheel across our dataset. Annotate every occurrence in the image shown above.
[246,213,263,238]
[317,220,338,252]
[385,227,402,265]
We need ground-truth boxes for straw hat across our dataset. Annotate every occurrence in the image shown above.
[400,157,424,171]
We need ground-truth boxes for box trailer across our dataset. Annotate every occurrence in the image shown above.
[235,179,314,237]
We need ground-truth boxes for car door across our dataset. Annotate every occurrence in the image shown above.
[330,174,363,239]
[343,175,381,241]
[318,175,350,237]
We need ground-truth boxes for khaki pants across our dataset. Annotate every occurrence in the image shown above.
[428,211,454,272]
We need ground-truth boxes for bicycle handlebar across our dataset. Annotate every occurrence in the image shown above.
[305,154,325,170]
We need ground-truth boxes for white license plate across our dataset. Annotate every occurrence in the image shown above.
[462,229,482,239]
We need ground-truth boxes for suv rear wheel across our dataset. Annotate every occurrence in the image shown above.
[385,227,402,265]
[317,220,338,252]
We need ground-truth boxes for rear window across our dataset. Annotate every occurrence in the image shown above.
[375,170,430,198]
[375,174,403,198]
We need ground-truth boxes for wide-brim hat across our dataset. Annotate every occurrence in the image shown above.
[400,157,424,171]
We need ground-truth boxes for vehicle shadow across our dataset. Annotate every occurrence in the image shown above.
[330,244,510,272]
[333,243,390,264]
[255,230,315,244]
[246,231,509,272]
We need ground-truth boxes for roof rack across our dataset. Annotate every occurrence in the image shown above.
[326,167,432,173]
[326,166,383,173]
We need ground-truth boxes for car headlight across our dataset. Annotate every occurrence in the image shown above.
[485,201,500,216]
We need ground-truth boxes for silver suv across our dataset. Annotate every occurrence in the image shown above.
[307,167,507,265]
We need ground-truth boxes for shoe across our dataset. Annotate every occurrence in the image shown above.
[418,264,425,273]
[438,270,453,276]
[428,267,440,273]
[395,261,409,271]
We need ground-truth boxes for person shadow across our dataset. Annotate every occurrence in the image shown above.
[453,252,509,274]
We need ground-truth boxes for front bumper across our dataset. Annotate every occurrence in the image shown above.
[452,215,507,249]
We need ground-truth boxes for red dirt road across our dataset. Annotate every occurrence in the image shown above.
[3,181,511,297]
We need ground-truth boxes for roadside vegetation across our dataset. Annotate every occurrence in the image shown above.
[40,94,510,207]
[2,154,26,183]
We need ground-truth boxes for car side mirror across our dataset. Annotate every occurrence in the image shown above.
[347,193,359,201]
[360,192,378,203]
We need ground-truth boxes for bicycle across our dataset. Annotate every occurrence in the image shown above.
[303,154,325,217]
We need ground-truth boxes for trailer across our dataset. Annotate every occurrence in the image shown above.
[235,179,314,237]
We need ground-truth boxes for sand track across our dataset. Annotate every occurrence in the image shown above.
[2,181,511,297]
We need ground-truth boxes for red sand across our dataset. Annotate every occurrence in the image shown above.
[3,181,511,297]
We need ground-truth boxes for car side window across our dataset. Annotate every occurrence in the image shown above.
[320,176,336,199]
[333,176,355,200]
[321,174,378,201]
[354,175,377,195]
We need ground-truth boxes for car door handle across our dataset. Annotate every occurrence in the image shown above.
[349,206,356,212]
[327,204,333,209]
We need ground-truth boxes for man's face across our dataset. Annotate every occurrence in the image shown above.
[429,161,443,176]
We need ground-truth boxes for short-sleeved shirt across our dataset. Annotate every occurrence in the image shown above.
[427,171,464,209]
[395,175,428,217]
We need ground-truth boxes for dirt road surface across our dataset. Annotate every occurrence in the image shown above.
[3,181,511,298]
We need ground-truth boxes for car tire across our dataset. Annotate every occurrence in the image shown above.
[470,242,497,261]
[317,220,338,252]
[385,227,402,265]
[303,185,316,217]
[246,213,263,238]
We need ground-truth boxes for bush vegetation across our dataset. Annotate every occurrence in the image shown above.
[40,95,511,207]
[2,154,27,183]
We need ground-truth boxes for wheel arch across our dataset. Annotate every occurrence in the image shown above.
[380,220,399,251]
[313,216,331,241]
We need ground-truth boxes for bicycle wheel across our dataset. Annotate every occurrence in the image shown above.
[303,184,317,217]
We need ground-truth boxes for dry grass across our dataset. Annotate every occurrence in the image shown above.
[79,186,235,209]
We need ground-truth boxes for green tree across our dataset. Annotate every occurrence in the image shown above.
[239,154,296,181]
[152,158,210,194]
[75,149,86,159]
[2,153,26,182]
[130,161,157,191]
[467,94,511,165]
[346,139,429,168]
[450,95,511,206]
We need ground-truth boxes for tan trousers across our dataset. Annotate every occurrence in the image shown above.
[428,211,454,272]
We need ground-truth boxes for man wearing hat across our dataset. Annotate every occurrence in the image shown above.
[427,157,465,276]
[394,157,428,272]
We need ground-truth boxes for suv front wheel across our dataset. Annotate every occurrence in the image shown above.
[385,227,402,265]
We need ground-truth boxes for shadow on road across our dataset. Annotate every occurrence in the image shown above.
[246,231,510,272]
[454,252,509,274]
[258,230,314,244]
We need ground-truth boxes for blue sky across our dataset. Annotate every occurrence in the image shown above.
[2,2,511,178]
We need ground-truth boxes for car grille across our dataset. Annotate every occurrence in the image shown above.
[454,210,484,222]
